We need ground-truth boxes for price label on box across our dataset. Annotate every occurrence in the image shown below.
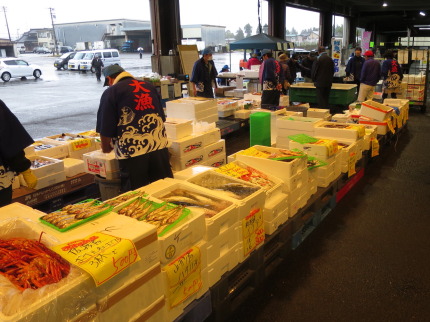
[52,232,140,286]
[71,138,92,151]
[164,246,202,308]
[242,208,265,257]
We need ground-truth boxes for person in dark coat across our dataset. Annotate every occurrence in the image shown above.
[311,46,335,109]
[345,47,365,92]
[278,53,291,94]
[381,50,403,99]
[300,51,317,83]
[217,65,230,86]
[191,48,218,98]
[260,49,283,106]
[91,54,104,81]
[357,50,381,102]
[0,100,37,206]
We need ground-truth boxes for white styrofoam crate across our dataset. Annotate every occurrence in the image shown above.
[204,139,225,159]
[307,170,318,196]
[205,153,227,168]
[20,170,66,190]
[334,151,342,178]
[205,243,241,287]
[360,100,393,121]
[312,170,337,188]
[264,208,289,235]
[281,169,308,194]
[170,148,206,172]
[235,145,308,180]
[166,97,217,112]
[306,108,331,119]
[359,118,389,135]
[173,165,213,180]
[276,116,324,131]
[337,140,359,172]
[168,133,206,156]
[82,150,119,178]
[289,138,338,161]
[29,155,64,178]
[199,113,219,124]
[43,133,96,159]
[63,158,85,177]
[29,140,69,159]
[314,122,365,140]
[202,128,222,146]
[308,156,336,178]
[147,179,239,242]
[164,118,193,140]
[263,192,289,222]
[227,151,241,163]
[129,296,166,322]
[277,128,315,139]
[234,109,252,119]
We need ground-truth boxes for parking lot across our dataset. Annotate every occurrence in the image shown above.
[1,51,241,139]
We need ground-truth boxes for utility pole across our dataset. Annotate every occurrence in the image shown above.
[2,6,11,41]
[49,7,59,55]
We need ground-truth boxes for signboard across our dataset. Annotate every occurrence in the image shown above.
[362,31,372,52]
[331,38,342,73]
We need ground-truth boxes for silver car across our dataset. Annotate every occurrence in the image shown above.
[0,58,42,82]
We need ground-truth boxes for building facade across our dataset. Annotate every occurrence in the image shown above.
[182,24,226,51]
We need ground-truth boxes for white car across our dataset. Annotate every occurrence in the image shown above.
[0,58,42,82]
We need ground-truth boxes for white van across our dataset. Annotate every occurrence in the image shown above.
[79,49,121,72]
[68,51,90,70]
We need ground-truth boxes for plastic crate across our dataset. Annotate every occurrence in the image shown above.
[174,291,212,322]
[289,83,357,105]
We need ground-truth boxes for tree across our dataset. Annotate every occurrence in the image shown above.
[244,24,253,38]
[235,28,245,40]
[291,27,298,35]
[334,24,344,37]
[225,30,235,39]
[285,28,290,35]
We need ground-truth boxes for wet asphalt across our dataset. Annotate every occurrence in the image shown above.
[228,107,430,321]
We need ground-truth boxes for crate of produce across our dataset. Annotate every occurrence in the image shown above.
[28,156,64,178]
[289,83,357,105]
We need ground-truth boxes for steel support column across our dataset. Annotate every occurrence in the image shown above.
[268,0,286,39]
[320,11,333,47]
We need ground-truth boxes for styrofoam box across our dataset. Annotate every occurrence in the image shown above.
[289,138,338,161]
[314,122,365,140]
[205,243,241,287]
[202,222,241,266]
[199,113,219,124]
[264,208,289,235]
[169,133,206,156]
[170,148,206,171]
[334,149,342,178]
[202,127,221,146]
[363,125,378,150]
[204,139,225,159]
[289,196,304,218]
[166,97,217,111]
[147,178,239,242]
[277,128,315,138]
[360,100,393,121]
[236,145,308,180]
[234,109,252,119]
[359,117,389,135]
[337,140,358,173]
[263,192,289,222]
[29,140,69,159]
[277,116,324,131]
[218,109,235,117]
[205,153,227,168]
[307,170,318,196]
[244,93,262,101]
[227,150,241,163]
[173,165,213,180]
[284,111,304,117]
[63,158,85,177]
[82,150,119,177]
[306,108,330,119]
[28,171,66,190]
[331,114,351,123]
[96,264,163,322]
[312,170,337,188]
[276,136,290,149]
[164,118,193,140]
[129,296,166,322]
[43,133,96,159]
[29,155,64,178]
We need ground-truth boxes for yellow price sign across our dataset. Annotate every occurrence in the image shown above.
[71,138,92,151]
[242,208,265,257]
[164,246,202,308]
[387,118,396,134]
[371,138,380,157]
[348,152,356,177]
[52,232,140,286]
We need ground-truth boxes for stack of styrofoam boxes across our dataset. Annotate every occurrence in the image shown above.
[275,116,324,149]
[314,122,366,171]
[404,74,426,101]
[169,128,221,172]
[82,150,120,179]
[215,160,287,235]
[235,146,309,218]
[203,139,226,168]
[244,92,262,108]
[362,125,378,151]
[186,171,266,264]
[217,99,239,117]
[78,130,101,150]
[306,108,331,121]
[23,156,66,189]
[165,97,218,124]
[290,137,341,188]
[383,99,410,131]
[164,117,193,141]
[358,100,394,135]
[0,203,166,322]
[42,133,97,160]
[25,140,69,159]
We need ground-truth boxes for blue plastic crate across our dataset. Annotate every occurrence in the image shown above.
[291,213,319,250]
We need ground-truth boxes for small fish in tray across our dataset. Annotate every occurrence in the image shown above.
[104,191,145,207]
[31,159,55,169]
[116,197,186,234]
[40,200,110,230]
[158,188,232,218]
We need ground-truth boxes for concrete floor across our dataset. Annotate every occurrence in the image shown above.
[226,107,430,322]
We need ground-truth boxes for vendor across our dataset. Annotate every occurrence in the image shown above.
[191,48,218,98]
[247,50,262,69]
[218,65,230,86]
[0,100,37,207]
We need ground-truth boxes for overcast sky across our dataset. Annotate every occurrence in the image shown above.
[0,0,320,40]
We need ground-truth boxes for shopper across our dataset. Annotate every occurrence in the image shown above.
[287,53,300,84]
[278,53,291,94]
[191,47,218,98]
[345,47,365,92]
[138,47,144,59]
[381,50,403,100]
[311,46,335,109]
[300,51,317,83]
[260,49,283,106]
[357,50,381,102]
[218,65,230,86]
[247,50,262,69]
[96,65,173,192]
[91,54,104,81]
[0,100,37,207]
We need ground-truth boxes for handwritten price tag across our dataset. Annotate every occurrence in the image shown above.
[371,138,379,158]
[348,152,356,178]
[242,208,265,257]
[52,232,140,286]
[71,138,92,151]
[164,246,202,308]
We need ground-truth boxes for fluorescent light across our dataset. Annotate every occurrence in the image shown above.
[420,11,426,16]
[419,28,430,30]
[382,2,388,7]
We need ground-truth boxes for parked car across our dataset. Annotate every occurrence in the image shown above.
[79,49,121,72]
[0,58,42,82]
[67,51,90,70]
[33,47,51,54]
[59,46,74,53]
[54,52,76,70]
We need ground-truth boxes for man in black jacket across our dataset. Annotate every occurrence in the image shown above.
[91,54,104,81]
[191,48,218,98]
[311,46,335,109]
